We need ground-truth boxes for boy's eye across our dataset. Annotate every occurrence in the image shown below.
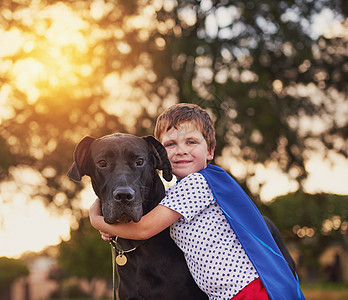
[164,142,175,147]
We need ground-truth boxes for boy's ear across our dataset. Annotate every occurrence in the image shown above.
[207,147,215,161]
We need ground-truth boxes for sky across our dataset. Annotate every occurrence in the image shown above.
[0,1,347,259]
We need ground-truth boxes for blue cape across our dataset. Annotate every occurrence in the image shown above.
[199,164,305,300]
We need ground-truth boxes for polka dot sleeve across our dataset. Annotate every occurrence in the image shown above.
[160,173,214,222]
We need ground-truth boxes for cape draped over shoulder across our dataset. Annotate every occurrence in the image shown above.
[199,164,305,300]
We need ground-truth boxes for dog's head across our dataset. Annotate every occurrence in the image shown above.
[67,134,172,223]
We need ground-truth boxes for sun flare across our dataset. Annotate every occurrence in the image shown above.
[3,2,91,104]
[0,193,71,259]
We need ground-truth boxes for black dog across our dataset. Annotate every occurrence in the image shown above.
[67,133,295,299]
[67,133,208,300]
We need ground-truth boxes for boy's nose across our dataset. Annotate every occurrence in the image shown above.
[175,145,188,155]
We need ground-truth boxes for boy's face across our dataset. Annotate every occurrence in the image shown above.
[161,122,214,179]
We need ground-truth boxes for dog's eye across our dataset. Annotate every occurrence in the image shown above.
[135,158,144,167]
[97,160,107,168]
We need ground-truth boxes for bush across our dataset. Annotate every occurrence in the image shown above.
[0,257,29,293]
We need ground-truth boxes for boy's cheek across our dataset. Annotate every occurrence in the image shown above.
[167,152,175,162]
[164,147,174,156]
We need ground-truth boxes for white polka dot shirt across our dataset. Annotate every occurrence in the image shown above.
[160,173,259,300]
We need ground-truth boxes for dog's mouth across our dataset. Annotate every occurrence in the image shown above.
[104,211,142,224]
[104,213,131,224]
[116,213,132,223]
[102,197,143,224]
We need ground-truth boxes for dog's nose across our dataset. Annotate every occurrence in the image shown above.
[113,187,135,202]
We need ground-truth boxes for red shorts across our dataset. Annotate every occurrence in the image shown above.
[232,278,270,300]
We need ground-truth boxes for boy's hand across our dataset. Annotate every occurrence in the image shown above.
[90,198,102,217]
[89,198,104,230]
[89,198,115,241]
[99,231,113,241]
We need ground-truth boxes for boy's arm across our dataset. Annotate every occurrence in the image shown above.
[89,199,182,240]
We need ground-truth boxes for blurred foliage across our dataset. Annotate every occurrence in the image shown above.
[263,193,348,237]
[0,257,29,293]
[57,218,112,280]
[53,218,112,297]
[0,0,347,211]
[261,193,348,271]
[50,280,90,300]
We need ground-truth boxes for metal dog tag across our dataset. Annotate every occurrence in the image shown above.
[116,254,127,266]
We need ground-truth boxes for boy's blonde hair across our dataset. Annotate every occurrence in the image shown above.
[154,103,216,151]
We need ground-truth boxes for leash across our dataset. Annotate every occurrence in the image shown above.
[111,242,118,300]
[110,237,147,300]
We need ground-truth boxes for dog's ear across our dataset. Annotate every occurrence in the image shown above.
[67,136,96,181]
[143,136,172,182]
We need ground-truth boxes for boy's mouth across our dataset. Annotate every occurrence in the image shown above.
[174,160,192,165]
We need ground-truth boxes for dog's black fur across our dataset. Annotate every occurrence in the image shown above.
[68,133,295,299]
[67,134,208,300]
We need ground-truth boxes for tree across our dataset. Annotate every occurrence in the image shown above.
[153,0,348,199]
[0,0,347,211]
[0,257,29,295]
[261,192,348,279]
[56,218,112,298]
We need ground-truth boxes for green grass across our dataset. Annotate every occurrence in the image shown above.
[50,284,348,300]
[301,283,348,300]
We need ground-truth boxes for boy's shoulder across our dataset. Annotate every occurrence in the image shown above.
[180,172,212,191]
[166,173,212,199]
[179,172,205,183]
[167,172,207,191]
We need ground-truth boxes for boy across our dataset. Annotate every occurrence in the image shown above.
[90,103,305,300]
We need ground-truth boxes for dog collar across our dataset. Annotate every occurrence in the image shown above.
[110,236,146,266]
